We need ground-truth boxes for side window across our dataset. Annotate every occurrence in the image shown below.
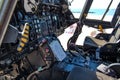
[103,0,120,21]
[68,0,86,18]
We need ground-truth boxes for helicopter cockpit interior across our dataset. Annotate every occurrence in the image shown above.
[0,0,120,80]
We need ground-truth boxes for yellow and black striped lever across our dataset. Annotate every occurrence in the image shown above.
[17,23,30,52]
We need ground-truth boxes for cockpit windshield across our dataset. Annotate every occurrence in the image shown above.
[68,0,86,18]
[68,0,120,22]
[86,0,120,22]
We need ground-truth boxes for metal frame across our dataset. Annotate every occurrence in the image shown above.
[0,0,17,46]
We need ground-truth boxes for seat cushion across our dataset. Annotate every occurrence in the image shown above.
[84,36,107,49]
[88,36,107,46]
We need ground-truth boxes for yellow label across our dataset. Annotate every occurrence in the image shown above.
[23,34,29,38]
[26,26,29,30]
[21,38,28,43]
[20,42,25,47]
[24,30,29,34]
[17,47,22,52]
